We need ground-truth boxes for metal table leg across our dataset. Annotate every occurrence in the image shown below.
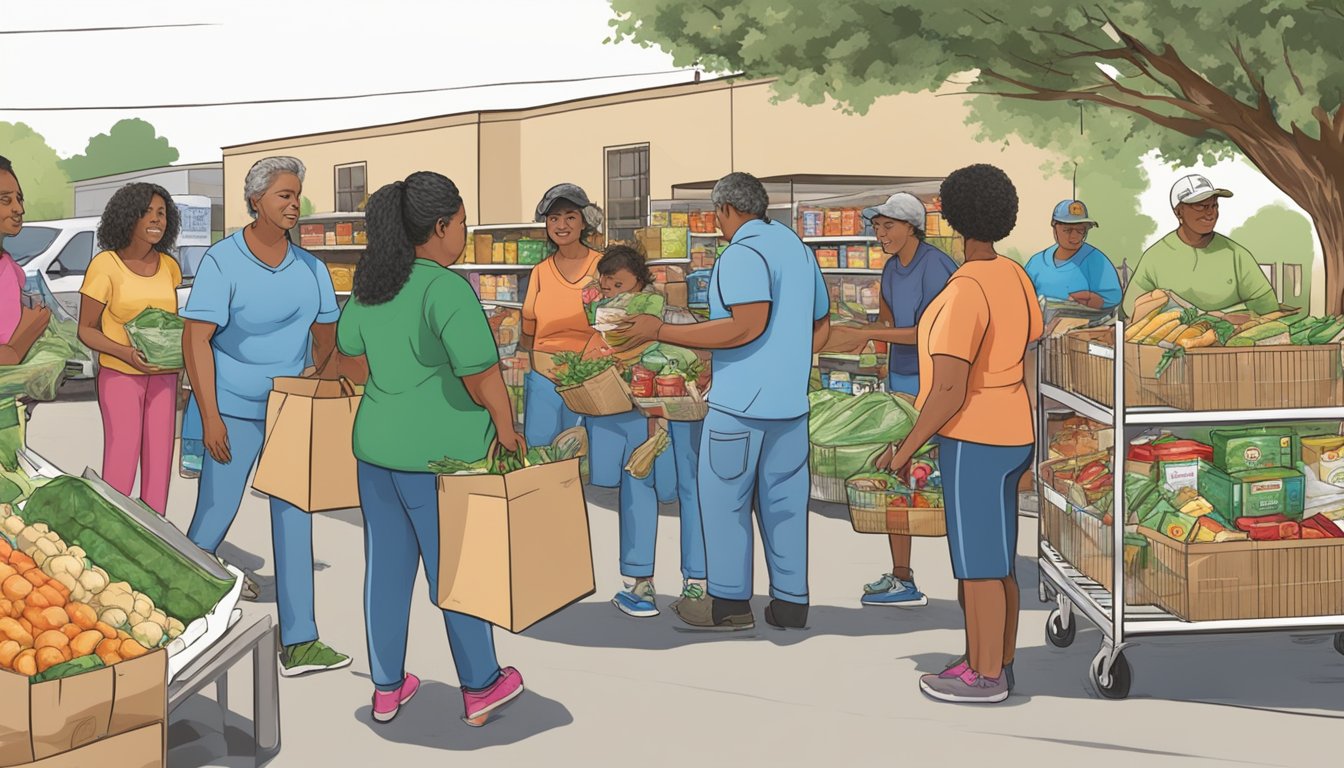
[253,624,281,765]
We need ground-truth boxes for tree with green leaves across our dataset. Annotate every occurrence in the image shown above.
[609,1,1344,310]
[0,122,71,221]
[60,118,179,182]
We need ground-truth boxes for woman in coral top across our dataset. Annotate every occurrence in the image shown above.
[78,183,183,515]
[519,183,605,447]
[0,155,53,367]
[877,164,1041,705]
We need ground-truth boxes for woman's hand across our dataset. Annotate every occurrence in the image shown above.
[495,423,525,455]
[24,305,52,333]
[203,413,232,464]
[120,346,169,375]
[874,441,910,474]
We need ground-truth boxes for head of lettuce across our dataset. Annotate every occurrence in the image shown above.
[124,307,185,371]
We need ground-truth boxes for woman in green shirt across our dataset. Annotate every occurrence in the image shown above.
[337,172,527,727]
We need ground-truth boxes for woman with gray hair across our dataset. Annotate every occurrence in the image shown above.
[181,155,354,677]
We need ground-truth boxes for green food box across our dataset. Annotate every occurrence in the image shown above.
[1211,426,1301,474]
[1152,457,1201,492]
[518,239,547,265]
[1197,460,1305,520]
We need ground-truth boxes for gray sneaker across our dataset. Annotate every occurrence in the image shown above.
[944,655,1015,691]
[919,669,1009,704]
[670,593,754,631]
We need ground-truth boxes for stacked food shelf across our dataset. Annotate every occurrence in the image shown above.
[298,212,366,300]
[1035,305,1344,701]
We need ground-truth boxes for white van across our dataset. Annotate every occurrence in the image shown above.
[5,195,209,377]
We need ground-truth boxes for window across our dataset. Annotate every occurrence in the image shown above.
[54,232,95,274]
[1259,263,1278,297]
[1284,264,1303,296]
[605,145,649,243]
[4,226,59,265]
[335,163,367,212]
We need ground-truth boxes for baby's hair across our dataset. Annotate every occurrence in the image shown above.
[598,244,655,288]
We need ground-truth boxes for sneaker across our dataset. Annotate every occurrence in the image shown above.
[671,592,754,631]
[860,573,927,607]
[763,599,808,629]
[280,640,352,677]
[372,673,420,723]
[920,667,1009,704]
[612,580,659,618]
[462,667,524,727]
[942,655,1015,691]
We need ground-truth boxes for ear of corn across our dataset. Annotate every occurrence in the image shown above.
[1160,324,1189,344]
[1142,318,1181,344]
[625,428,671,479]
[1124,309,1162,341]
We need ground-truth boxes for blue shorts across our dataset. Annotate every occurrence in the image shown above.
[940,437,1033,580]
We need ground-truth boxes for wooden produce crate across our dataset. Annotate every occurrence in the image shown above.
[1137,527,1344,621]
[1063,328,1164,408]
[1126,342,1344,412]
[555,366,633,416]
[1040,334,1071,392]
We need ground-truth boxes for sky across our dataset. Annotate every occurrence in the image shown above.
[1,0,690,161]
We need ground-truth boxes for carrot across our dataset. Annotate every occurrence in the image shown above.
[37,585,65,608]
[119,638,149,659]
[24,588,49,609]
[34,629,68,651]
[8,552,35,573]
[1,574,31,601]
[22,570,46,588]
[93,621,117,640]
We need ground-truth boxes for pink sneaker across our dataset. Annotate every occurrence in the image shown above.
[372,674,420,723]
[462,667,524,727]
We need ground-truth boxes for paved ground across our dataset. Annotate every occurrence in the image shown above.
[24,395,1344,768]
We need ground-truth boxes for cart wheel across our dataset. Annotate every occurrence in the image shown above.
[1046,610,1075,648]
[1091,651,1132,700]
[1334,632,1344,657]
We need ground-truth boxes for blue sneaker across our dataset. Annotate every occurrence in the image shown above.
[612,580,659,618]
[860,573,928,607]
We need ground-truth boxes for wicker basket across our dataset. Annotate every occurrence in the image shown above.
[632,382,709,421]
[556,366,634,416]
[845,480,946,536]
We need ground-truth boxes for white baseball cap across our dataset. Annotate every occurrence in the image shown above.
[1169,174,1232,209]
[862,193,926,230]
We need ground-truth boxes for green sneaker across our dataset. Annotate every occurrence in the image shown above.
[680,581,706,600]
[280,640,352,677]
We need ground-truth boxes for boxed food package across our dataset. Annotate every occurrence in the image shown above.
[801,209,824,237]
[847,247,869,270]
[660,228,689,261]
[824,210,843,237]
[300,224,325,248]
[0,650,167,768]
[686,270,711,306]
[353,221,367,245]
[869,246,889,272]
[636,228,662,259]
[474,233,493,265]
[1126,437,1212,478]
[650,211,670,227]
[492,242,505,265]
[504,241,519,265]
[335,222,354,246]
[1212,426,1300,474]
[518,239,547,265]
[815,248,840,269]
[1198,460,1305,520]
[324,231,337,246]
[841,209,859,236]
[1302,435,1344,485]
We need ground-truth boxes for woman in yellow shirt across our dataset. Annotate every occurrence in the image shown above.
[519,183,605,446]
[78,183,183,515]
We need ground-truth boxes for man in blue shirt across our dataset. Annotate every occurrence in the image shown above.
[616,172,830,631]
[1023,200,1121,309]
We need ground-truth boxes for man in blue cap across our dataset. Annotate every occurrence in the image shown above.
[1023,200,1121,310]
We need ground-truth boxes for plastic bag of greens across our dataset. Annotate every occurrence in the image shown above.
[0,348,68,401]
[124,308,185,370]
[0,397,22,473]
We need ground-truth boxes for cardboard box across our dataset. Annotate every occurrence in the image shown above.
[823,210,843,237]
[868,246,889,272]
[847,247,869,270]
[335,222,354,245]
[492,242,505,264]
[663,265,686,283]
[253,377,363,512]
[436,459,595,632]
[1212,426,1301,474]
[1198,461,1305,520]
[300,224,325,248]
[518,239,546,265]
[324,231,337,246]
[660,227,689,260]
[0,650,167,768]
[650,211,670,227]
[801,209,824,237]
[815,248,840,269]
[664,281,688,309]
[1127,341,1344,411]
[669,212,689,229]
[1154,457,1201,492]
[636,227,662,259]
[841,209,859,236]
[504,241,519,265]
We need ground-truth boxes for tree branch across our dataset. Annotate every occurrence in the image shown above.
[976,68,1212,137]
[1283,40,1307,97]
[1229,37,1273,115]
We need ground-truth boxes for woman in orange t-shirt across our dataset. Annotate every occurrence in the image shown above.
[519,183,605,446]
[877,164,1042,706]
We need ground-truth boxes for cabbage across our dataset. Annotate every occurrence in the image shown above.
[124,308,184,370]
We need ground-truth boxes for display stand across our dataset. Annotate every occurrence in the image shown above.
[1036,320,1344,699]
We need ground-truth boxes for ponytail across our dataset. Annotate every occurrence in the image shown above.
[354,173,463,305]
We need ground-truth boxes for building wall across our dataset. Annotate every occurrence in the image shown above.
[74,169,191,217]
[222,120,480,232]
[221,79,1068,256]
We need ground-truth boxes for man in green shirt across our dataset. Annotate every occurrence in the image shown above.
[1121,174,1279,318]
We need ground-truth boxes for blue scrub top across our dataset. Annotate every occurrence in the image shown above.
[1023,242,1122,308]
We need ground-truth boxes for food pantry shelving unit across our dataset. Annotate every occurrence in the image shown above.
[1036,319,1344,699]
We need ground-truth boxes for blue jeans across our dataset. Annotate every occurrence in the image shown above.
[887,372,920,397]
[524,370,584,448]
[356,461,502,692]
[185,415,318,647]
[588,413,707,581]
[698,409,810,604]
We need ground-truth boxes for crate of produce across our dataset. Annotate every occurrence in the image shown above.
[555,365,633,417]
[1127,341,1344,411]
[1137,526,1344,621]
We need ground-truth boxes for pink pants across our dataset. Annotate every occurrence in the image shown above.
[97,368,178,515]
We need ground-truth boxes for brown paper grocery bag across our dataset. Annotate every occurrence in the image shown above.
[436,456,595,632]
[253,376,361,512]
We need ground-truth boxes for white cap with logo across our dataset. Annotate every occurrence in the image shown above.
[1169,174,1233,209]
